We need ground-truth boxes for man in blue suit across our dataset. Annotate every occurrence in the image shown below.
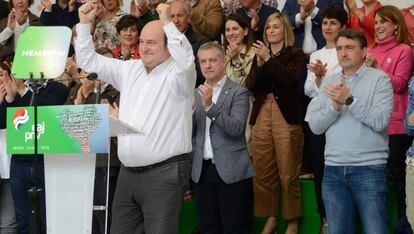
[282,0,343,54]
[192,41,255,233]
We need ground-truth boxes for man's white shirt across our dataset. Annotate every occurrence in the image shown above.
[203,76,227,160]
[75,22,196,166]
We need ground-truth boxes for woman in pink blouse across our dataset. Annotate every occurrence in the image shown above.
[367,5,413,218]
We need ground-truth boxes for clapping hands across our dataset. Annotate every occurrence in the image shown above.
[252,40,271,67]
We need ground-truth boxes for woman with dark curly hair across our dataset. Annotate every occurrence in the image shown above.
[112,15,142,60]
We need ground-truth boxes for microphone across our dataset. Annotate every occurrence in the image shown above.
[57,72,98,82]
[86,73,98,81]
[95,81,101,104]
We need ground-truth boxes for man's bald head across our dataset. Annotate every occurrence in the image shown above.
[141,20,167,45]
[139,20,171,72]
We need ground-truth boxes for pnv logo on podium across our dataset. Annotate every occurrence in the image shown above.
[12,108,45,142]
[13,108,29,130]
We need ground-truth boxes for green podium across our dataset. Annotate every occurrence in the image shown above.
[7,104,109,234]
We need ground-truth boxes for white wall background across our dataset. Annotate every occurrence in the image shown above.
[27,0,413,17]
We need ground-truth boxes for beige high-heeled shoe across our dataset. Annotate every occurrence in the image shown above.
[285,219,298,234]
[261,216,277,234]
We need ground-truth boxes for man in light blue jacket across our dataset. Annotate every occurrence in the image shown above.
[306,29,393,234]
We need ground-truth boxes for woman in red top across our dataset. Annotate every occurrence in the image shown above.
[112,15,142,60]
[345,0,382,47]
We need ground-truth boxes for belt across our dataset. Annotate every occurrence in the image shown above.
[125,154,190,173]
[203,158,215,165]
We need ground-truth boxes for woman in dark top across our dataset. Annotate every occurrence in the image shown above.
[247,12,306,234]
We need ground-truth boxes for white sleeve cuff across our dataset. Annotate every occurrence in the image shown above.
[310,7,319,19]
[4,27,13,34]
[16,20,29,32]
[295,13,304,27]
[329,103,340,113]
[163,21,181,36]
[304,79,319,98]
[204,102,214,112]
[19,87,29,97]
[0,27,14,44]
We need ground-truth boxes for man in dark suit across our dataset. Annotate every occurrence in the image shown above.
[39,0,81,29]
[282,0,343,54]
[192,41,255,233]
[169,0,209,87]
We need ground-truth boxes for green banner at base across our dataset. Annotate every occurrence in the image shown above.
[7,104,109,155]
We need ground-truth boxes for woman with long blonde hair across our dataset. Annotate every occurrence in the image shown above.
[247,12,306,234]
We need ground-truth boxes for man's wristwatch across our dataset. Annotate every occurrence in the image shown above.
[345,95,354,106]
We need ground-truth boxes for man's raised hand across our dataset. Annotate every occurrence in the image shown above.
[156,3,171,25]
[79,1,98,24]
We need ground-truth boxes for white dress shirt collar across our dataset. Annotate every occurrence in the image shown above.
[203,76,227,160]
